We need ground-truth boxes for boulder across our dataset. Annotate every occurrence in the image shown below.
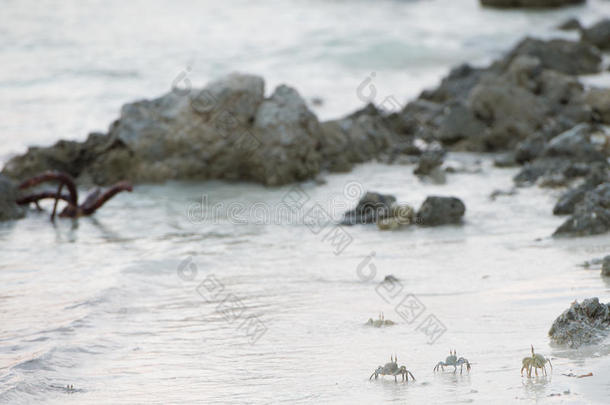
[554,183,610,236]
[548,297,610,348]
[499,38,600,75]
[481,0,585,7]
[553,162,608,215]
[581,18,610,49]
[341,192,396,225]
[0,175,24,221]
[416,196,465,226]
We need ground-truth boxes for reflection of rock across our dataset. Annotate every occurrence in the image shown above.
[341,192,396,225]
[581,18,610,50]
[480,0,585,8]
[554,183,610,236]
[416,196,465,226]
[602,256,610,277]
[0,175,24,221]
[549,297,610,348]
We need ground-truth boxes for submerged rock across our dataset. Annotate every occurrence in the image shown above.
[581,18,610,50]
[341,192,396,225]
[480,0,586,8]
[416,196,465,226]
[549,297,610,348]
[554,183,610,236]
[0,175,24,221]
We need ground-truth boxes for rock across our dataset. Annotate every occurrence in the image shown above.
[416,196,465,226]
[553,162,608,215]
[436,103,487,145]
[602,256,610,277]
[320,104,398,173]
[500,38,600,75]
[557,17,582,31]
[414,149,445,176]
[581,18,610,49]
[420,64,487,104]
[481,0,586,7]
[544,123,606,162]
[342,192,396,225]
[548,297,610,347]
[8,73,399,187]
[585,88,610,125]
[0,175,24,221]
[489,188,517,201]
[494,152,518,167]
[554,183,610,236]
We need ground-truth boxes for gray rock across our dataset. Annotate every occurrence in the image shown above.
[494,152,518,167]
[543,123,605,162]
[603,256,610,277]
[416,196,465,226]
[557,17,582,31]
[553,163,609,215]
[500,37,600,75]
[481,0,585,7]
[585,87,610,125]
[581,18,610,50]
[548,297,610,347]
[414,149,445,176]
[554,183,610,236]
[342,192,397,225]
[0,175,24,221]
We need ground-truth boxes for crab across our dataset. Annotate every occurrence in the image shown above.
[521,345,552,377]
[433,350,471,374]
[365,312,395,327]
[16,171,132,221]
[369,355,416,382]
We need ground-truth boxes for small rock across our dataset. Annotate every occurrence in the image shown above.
[341,192,396,225]
[489,188,517,201]
[494,152,517,168]
[416,196,465,226]
[549,298,610,347]
[414,149,445,176]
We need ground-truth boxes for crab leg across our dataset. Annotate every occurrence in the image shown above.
[50,183,65,221]
[79,181,133,216]
[16,191,72,206]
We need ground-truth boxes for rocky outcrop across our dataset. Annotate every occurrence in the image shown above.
[581,18,610,50]
[554,183,610,236]
[514,124,608,186]
[553,162,608,215]
[549,298,610,348]
[341,192,397,225]
[416,196,465,226]
[0,175,24,221]
[481,0,585,8]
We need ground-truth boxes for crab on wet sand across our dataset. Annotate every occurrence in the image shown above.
[521,345,552,377]
[433,350,471,374]
[365,312,395,327]
[369,355,415,382]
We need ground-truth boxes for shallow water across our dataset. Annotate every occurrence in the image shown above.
[2,0,610,404]
[1,155,610,404]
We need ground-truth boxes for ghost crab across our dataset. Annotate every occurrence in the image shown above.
[433,350,471,374]
[365,312,395,327]
[521,345,552,377]
[369,355,416,382]
[16,171,132,220]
